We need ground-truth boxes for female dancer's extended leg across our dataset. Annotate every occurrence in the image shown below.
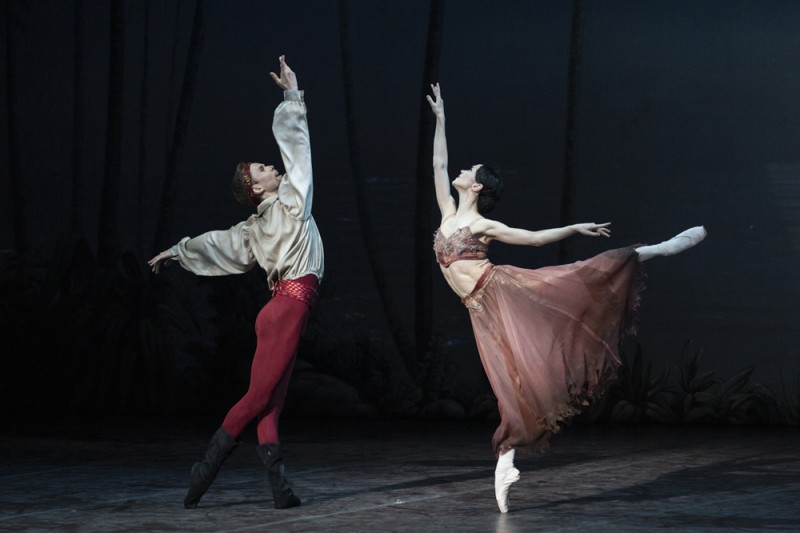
[635,226,707,261]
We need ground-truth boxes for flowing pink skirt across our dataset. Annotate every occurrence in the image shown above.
[465,246,644,455]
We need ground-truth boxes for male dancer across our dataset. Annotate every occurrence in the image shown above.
[149,55,323,510]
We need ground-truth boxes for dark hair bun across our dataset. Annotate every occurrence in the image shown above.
[475,165,504,215]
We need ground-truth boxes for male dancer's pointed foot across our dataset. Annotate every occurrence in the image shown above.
[636,225,707,262]
[274,488,302,509]
[184,427,239,509]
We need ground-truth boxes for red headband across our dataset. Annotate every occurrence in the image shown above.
[241,163,261,206]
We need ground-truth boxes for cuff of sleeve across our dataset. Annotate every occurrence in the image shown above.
[283,89,304,102]
[171,238,189,259]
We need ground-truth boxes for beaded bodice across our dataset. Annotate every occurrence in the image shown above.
[433,226,489,267]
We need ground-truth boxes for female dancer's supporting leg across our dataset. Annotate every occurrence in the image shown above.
[495,449,520,513]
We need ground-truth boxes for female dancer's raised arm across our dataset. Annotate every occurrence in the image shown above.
[426,83,457,220]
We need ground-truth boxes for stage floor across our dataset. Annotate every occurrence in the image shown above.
[1,417,798,532]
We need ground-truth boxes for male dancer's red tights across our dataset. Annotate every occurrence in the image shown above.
[221,275,317,445]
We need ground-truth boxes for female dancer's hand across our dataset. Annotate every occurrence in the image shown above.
[573,222,611,238]
[270,55,298,91]
[426,83,445,121]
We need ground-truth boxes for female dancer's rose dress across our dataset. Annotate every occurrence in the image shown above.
[434,227,643,455]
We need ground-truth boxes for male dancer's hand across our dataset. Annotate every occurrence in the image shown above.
[147,249,175,274]
[270,55,298,91]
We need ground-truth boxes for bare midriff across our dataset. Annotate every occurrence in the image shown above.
[439,258,493,299]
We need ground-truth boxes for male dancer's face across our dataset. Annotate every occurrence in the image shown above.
[250,163,283,195]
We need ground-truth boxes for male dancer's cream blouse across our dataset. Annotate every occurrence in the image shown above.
[170,90,324,288]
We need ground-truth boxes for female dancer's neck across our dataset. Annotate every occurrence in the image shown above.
[456,190,479,215]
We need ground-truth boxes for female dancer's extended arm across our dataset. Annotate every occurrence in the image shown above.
[426,83,456,219]
[473,218,612,247]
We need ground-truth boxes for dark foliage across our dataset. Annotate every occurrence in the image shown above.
[2,240,796,426]
[589,341,797,427]
[607,343,675,424]
[1,238,177,414]
[294,280,412,414]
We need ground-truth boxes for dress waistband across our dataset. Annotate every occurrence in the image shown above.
[461,265,495,310]
[272,274,319,307]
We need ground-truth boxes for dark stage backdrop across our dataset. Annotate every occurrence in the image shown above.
[1,0,798,415]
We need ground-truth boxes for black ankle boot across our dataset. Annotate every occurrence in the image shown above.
[256,443,301,509]
[184,427,239,509]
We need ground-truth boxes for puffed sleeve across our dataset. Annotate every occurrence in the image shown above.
[273,89,313,220]
[172,220,256,276]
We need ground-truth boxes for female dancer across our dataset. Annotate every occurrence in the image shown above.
[426,83,705,513]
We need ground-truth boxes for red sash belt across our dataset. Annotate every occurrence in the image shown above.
[272,275,319,307]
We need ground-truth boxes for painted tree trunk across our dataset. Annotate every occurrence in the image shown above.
[97,0,125,264]
[72,0,85,237]
[559,0,585,264]
[413,0,445,371]
[153,0,206,252]
[5,1,26,256]
[338,0,416,374]
[137,0,151,258]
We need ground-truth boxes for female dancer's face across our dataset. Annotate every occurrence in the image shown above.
[452,164,482,190]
